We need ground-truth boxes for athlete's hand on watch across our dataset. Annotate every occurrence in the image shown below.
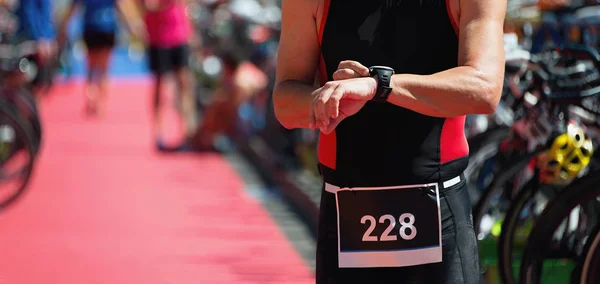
[309,76,377,134]
[308,60,375,134]
[333,60,371,80]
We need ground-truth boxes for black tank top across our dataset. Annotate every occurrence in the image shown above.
[317,0,469,187]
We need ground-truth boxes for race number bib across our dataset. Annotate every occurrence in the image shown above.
[335,183,442,268]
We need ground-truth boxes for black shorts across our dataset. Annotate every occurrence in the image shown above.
[316,177,480,283]
[82,30,116,51]
[147,44,189,75]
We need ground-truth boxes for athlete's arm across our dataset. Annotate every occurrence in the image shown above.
[387,0,506,117]
[116,0,147,42]
[57,0,81,46]
[272,0,321,129]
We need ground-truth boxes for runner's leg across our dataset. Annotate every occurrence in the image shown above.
[82,30,105,116]
[436,179,481,284]
[172,44,198,140]
[147,46,168,144]
[85,48,99,115]
[91,47,112,117]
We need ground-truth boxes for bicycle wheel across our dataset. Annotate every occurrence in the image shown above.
[572,224,600,284]
[473,152,535,238]
[465,126,510,203]
[0,86,42,154]
[519,173,600,284]
[0,99,37,211]
[498,171,560,284]
[10,87,42,154]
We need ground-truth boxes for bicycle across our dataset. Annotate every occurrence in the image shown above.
[495,45,600,284]
[466,44,600,283]
[0,39,43,154]
[518,166,600,283]
[0,9,41,211]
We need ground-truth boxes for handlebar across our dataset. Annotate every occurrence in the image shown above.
[0,42,37,60]
[0,41,37,74]
[506,46,600,115]
[538,67,600,103]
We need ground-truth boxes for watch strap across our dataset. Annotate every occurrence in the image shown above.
[370,67,394,102]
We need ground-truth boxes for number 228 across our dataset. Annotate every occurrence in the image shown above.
[361,214,416,242]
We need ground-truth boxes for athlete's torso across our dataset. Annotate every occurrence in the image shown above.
[15,0,54,40]
[144,0,191,48]
[78,0,118,33]
[318,0,468,187]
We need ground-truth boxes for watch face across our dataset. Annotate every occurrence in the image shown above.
[368,66,395,74]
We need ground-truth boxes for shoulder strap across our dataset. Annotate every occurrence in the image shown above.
[318,0,331,45]
[316,0,331,86]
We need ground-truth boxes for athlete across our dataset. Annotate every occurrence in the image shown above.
[15,0,58,98]
[191,50,268,152]
[274,0,506,283]
[141,0,197,151]
[58,0,145,116]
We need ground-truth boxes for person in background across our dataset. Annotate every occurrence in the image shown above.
[531,0,587,53]
[15,0,58,99]
[190,50,268,152]
[141,0,198,151]
[0,0,16,10]
[58,0,146,117]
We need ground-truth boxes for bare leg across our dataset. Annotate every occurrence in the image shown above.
[85,50,99,115]
[152,73,165,140]
[174,67,198,140]
[93,48,112,117]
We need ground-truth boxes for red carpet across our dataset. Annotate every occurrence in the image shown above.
[0,79,314,284]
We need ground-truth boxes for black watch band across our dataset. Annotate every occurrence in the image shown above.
[369,66,395,102]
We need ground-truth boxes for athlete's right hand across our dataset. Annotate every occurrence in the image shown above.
[309,61,375,134]
[309,76,377,134]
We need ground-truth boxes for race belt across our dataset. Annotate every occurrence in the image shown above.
[326,175,462,268]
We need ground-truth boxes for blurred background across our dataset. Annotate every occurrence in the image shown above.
[0,0,599,283]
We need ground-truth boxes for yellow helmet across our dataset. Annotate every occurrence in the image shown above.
[537,121,594,185]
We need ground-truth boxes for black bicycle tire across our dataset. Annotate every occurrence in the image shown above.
[580,229,600,284]
[473,152,535,236]
[465,126,511,182]
[0,100,36,211]
[465,126,511,203]
[6,98,40,154]
[15,86,40,121]
[0,86,42,153]
[498,175,542,284]
[519,173,600,284]
[572,224,600,284]
[11,88,41,154]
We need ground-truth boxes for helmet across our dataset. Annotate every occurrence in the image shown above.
[537,121,594,185]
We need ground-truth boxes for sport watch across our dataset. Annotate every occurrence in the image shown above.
[368,66,395,102]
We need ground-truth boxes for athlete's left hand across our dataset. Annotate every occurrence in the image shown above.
[332,60,370,81]
[309,76,377,134]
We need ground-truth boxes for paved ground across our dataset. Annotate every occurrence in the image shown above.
[0,77,315,284]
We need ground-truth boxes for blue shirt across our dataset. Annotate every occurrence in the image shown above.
[75,0,118,34]
[15,0,55,40]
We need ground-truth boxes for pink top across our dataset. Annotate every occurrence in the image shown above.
[144,1,191,48]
